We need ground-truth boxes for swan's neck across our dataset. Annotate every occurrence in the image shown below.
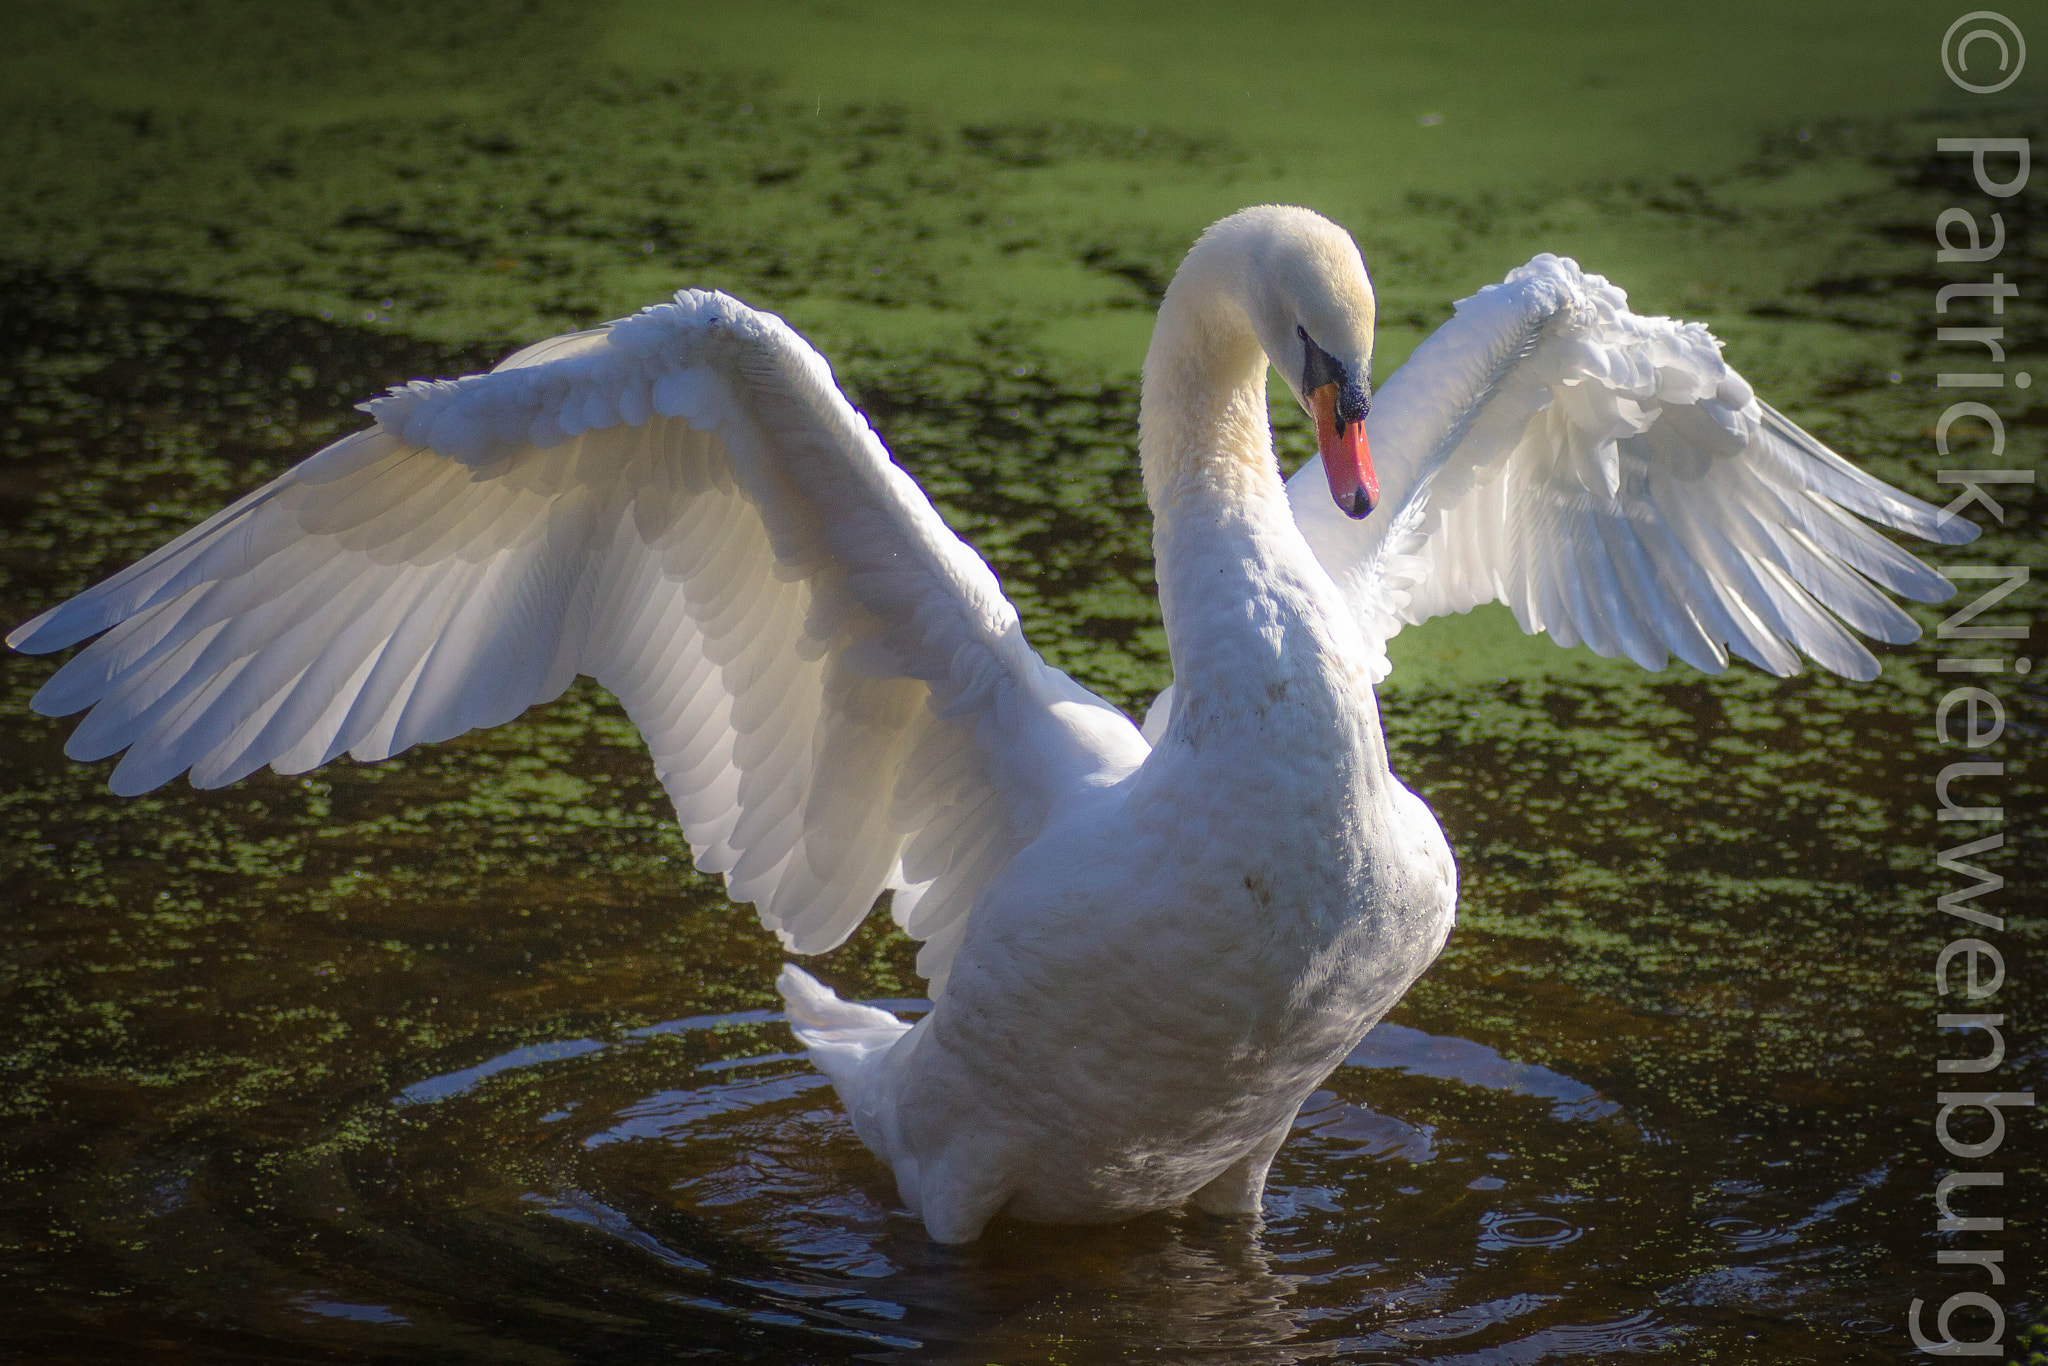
[1138,277,1283,522]
[1139,266,1392,788]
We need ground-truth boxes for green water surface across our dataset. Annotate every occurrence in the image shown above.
[0,3,2042,1361]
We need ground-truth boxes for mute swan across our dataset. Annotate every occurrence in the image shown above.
[9,206,1971,1243]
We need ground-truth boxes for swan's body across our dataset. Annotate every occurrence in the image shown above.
[789,406,1456,1237]
[10,207,1970,1242]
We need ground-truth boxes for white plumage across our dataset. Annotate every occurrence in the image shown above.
[1285,253,1960,684]
[10,207,1970,1242]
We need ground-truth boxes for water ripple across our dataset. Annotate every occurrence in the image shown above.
[1478,1211,1583,1251]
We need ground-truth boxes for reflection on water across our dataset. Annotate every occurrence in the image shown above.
[1344,1023,1621,1124]
[397,1038,613,1107]
[291,1294,412,1326]
[252,995,1853,1361]
[368,999,1650,1361]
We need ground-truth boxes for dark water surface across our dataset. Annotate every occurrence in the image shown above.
[1,9,2045,1347]
[0,236,2039,1363]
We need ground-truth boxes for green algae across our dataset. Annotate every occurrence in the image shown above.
[1,2,2045,1359]
[6,0,2040,377]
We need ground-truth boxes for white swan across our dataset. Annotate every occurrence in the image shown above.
[9,206,1970,1243]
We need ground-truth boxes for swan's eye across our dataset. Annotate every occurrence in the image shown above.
[1298,325,1370,428]
[1297,324,1345,396]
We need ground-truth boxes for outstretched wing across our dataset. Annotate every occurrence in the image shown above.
[1287,254,1976,682]
[10,291,1147,994]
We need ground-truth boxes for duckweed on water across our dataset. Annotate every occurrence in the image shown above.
[1,3,2043,1359]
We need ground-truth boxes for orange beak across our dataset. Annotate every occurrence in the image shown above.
[1310,382,1377,519]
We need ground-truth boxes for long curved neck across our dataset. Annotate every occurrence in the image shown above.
[1138,258,1391,794]
[1138,268,1286,522]
[1138,241,1392,802]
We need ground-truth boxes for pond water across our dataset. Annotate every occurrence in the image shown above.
[1,244,2038,1361]
[1,8,2043,1362]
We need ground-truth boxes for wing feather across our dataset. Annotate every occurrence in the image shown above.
[12,289,1148,993]
[1289,254,1975,681]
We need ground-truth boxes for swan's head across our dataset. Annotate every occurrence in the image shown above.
[1184,205,1380,518]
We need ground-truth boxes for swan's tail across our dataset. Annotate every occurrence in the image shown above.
[777,964,912,1094]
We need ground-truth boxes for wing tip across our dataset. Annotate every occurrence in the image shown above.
[1934,512,1984,547]
[106,761,174,799]
[8,607,75,655]
[29,690,85,720]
